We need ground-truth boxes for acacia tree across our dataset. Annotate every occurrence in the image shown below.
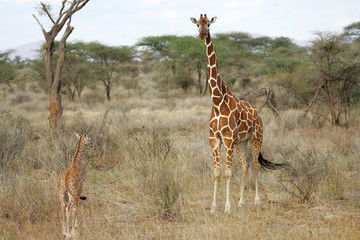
[308,32,360,126]
[61,42,94,100]
[85,42,135,100]
[33,0,90,128]
[169,36,205,93]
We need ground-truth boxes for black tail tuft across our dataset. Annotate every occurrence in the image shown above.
[258,153,288,171]
[80,196,87,201]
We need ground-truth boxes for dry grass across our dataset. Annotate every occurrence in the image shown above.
[1,88,360,240]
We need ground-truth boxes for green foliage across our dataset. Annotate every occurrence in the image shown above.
[344,21,360,42]
[241,78,251,88]
[67,41,137,100]
[61,42,96,100]
[174,70,194,92]
[138,35,206,92]
[265,57,300,74]
[0,51,16,85]
[226,77,237,87]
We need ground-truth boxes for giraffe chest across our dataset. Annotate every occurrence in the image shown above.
[209,100,256,142]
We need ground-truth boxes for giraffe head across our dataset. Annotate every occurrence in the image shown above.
[190,14,217,40]
[75,133,92,146]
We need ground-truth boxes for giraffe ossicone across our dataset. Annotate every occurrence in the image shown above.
[191,14,286,214]
[58,133,92,238]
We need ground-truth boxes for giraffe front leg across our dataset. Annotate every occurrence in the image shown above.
[224,146,234,214]
[209,137,221,215]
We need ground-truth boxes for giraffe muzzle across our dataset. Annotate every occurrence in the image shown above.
[199,33,207,39]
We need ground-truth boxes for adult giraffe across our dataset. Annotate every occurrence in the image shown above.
[191,14,285,214]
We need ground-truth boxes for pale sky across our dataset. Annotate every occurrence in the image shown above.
[0,0,359,51]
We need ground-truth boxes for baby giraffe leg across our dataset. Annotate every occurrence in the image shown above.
[71,205,77,237]
[65,205,71,238]
[61,200,67,236]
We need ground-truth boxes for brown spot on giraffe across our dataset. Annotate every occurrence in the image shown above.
[58,133,91,238]
[191,14,286,214]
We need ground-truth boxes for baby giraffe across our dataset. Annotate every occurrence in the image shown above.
[58,133,91,238]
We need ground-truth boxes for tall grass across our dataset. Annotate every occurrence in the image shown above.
[1,96,360,239]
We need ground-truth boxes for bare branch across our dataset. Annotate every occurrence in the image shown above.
[32,14,48,37]
[59,0,67,16]
[304,83,324,117]
[40,2,55,24]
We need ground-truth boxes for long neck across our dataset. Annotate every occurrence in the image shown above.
[73,138,84,166]
[205,33,225,106]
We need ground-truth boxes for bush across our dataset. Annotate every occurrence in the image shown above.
[278,148,328,203]
[125,128,182,219]
[9,91,33,105]
[174,70,194,92]
[0,114,31,170]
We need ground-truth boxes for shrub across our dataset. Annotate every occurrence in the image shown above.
[125,128,182,219]
[0,114,31,170]
[9,91,33,105]
[278,148,327,203]
[174,70,194,92]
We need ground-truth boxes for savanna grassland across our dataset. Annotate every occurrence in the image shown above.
[1,68,360,240]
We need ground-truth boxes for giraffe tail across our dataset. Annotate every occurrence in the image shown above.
[258,152,288,171]
[80,196,87,201]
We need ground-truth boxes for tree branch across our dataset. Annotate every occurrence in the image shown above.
[32,14,48,38]
[304,83,324,117]
[40,2,55,24]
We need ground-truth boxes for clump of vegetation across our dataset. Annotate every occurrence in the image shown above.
[0,114,31,170]
[9,91,33,105]
[278,148,328,203]
[124,128,183,219]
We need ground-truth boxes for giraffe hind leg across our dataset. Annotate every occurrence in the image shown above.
[71,204,78,237]
[236,141,249,207]
[60,194,67,236]
[251,137,262,205]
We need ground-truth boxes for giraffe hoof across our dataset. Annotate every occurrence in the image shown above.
[238,201,245,208]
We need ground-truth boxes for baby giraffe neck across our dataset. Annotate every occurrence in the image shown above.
[73,139,84,166]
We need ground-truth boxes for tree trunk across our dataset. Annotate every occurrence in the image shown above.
[203,70,208,96]
[49,88,63,128]
[197,69,203,94]
[106,85,111,101]
[33,0,90,128]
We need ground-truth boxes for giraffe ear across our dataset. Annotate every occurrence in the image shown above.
[210,17,217,24]
[190,18,198,24]
[75,133,80,140]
